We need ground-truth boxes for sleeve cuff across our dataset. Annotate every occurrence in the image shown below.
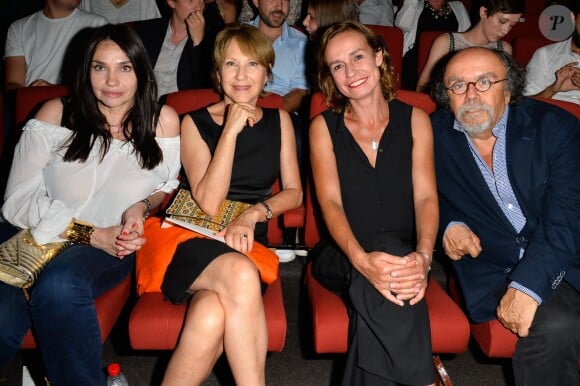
[509,281,543,305]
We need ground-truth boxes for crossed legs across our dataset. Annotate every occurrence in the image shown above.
[162,252,268,386]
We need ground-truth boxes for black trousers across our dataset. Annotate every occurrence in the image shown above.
[341,236,434,386]
[512,281,579,386]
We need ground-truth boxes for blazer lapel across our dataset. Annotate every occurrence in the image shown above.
[439,118,517,232]
[505,104,535,219]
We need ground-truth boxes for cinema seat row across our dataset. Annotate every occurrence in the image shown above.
[11,85,579,372]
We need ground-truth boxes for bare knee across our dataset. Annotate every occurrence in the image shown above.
[220,253,261,295]
[184,290,225,336]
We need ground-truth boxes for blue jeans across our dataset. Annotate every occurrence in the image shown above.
[0,229,134,386]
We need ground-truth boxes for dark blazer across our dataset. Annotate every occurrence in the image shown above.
[131,4,224,94]
[432,98,580,323]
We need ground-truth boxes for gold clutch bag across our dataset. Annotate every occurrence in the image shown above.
[165,188,251,232]
[0,229,71,289]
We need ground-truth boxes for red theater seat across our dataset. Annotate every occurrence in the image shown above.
[128,89,300,353]
[129,275,287,352]
[365,25,404,88]
[512,35,552,67]
[417,30,446,79]
[305,91,470,354]
[504,14,541,43]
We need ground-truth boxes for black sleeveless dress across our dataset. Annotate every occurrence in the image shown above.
[321,100,434,385]
[162,108,281,304]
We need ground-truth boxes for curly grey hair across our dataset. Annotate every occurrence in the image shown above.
[430,48,526,110]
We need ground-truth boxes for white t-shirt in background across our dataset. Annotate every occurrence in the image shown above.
[4,9,107,86]
[79,0,161,24]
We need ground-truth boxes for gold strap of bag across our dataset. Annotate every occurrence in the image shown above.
[0,229,71,298]
[165,188,251,231]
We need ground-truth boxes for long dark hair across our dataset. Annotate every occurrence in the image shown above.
[63,24,162,170]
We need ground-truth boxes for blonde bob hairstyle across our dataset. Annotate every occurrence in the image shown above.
[212,25,275,94]
[317,21,397,112]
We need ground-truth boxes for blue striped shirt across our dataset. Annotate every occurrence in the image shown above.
[452,106,542,304]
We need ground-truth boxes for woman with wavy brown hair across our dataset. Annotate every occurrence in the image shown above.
[310,21,438,385]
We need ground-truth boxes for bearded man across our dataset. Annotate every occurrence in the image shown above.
[430,46,580,386]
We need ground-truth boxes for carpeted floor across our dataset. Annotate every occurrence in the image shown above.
[1,257,519,386]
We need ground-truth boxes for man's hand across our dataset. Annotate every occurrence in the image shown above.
[443,224,482,260]
[185,9,205,46]
[551,62,580,93]
[497,287,539,337]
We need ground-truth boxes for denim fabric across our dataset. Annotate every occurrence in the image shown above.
[0,237,133,386]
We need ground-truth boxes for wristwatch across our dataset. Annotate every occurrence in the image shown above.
[260,201,273,221]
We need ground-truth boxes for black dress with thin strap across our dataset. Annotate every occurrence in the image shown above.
[162,107,281,304]
[321,100,433,385]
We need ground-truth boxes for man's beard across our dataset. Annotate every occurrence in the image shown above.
[457,101,494,136]
[261,10,287,28]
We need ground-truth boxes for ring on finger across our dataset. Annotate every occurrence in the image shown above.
[240,234,248,239]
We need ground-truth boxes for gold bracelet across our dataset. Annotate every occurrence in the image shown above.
[66,218,95,244]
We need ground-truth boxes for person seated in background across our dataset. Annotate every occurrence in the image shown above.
[79,0,161,24]
[206,0,239,24]
[132,0,228,97]
[0,24,181,385]
[247,0,309,114]
[159,25,302,385]
[247,0,310,181]
[310,21,437,385]
[524,3,579,104]
[355,0,395,27]
[3,0,107,90]
[395,0,471,90]
[416,0,523,92]
[430,46,580,386]
[238,0,302,26]
[302,0,359,89]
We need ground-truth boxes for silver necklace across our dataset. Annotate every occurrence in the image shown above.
[371,138,379,152]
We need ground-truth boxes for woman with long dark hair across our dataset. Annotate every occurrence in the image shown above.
[0,24,180,385]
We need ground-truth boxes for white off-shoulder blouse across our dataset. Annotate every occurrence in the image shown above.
[2,119,181,244]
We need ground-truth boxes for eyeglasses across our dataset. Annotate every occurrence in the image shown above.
[445,77,507,95]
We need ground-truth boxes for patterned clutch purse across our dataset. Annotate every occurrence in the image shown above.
[0,229,71,290]
[165,188,251,232]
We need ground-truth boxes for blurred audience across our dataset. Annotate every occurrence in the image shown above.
[302,0,359,89]
[416,0,524,92]
[239,0,303,25]
[525,5,579,104]
[3,0,107,90]
[246,0,309,113]
[356,0,395,26]
[395,0,471,90]
[132,0,227,97]
[79,0,161,24]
